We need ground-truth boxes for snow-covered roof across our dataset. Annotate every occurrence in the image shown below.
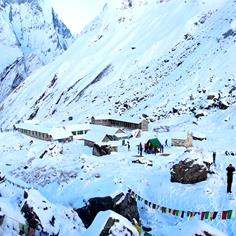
[64,123,91,132]
[84,125,124,143]
[97,140,120,147]
[15,123,51,134]
[50,127,72,140]
[15,123,72,140]
[115,132,128,138]
[92,115,144,124]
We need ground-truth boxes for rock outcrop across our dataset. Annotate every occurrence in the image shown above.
[75,192,140,228]
[170,158,208,184]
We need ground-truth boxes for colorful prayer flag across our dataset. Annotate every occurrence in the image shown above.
[201,212,205,220]
[222,211,227,220]
[152,203,157,209]
[204,212,209,220]
[227,210,233,219]
[190,212,194,219]
[212,212,218,220]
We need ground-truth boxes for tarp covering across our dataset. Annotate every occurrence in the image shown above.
[147,138,161,149]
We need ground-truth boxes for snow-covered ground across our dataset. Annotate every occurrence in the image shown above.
[0,105,236,235]
[0,0,236,235]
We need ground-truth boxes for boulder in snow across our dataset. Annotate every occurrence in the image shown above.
[170,158,208,184]
[75,192,140,228]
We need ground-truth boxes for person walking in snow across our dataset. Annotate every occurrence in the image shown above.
[139,142,143,157]
[160,144,164,153]
[212,151,216,164]
[127,141,130,151]
[226,163,235,193]
[165,139,168,147]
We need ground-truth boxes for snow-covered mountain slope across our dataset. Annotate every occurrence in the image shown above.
[1,1,236,235]
[0,0,74,102]
[0,0,236,128]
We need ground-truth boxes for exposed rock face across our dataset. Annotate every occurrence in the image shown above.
[170,158,208,184]
[92,144,112,156]
[0,0,75,102]
[99,216,138,236]
[75,192,140,228]
[21,202,41,229]
[114,191,140,224]
[76,196,114,228]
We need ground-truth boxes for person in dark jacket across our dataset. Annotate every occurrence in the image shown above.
[139,143,143,157]
[226,164,235,193]
[127,141,130,151]
[213,151,216,164]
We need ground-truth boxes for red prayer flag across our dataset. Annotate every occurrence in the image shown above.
[201,212,205,220]
[222,211,227,220]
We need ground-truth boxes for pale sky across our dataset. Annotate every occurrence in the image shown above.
[50,0,107,33]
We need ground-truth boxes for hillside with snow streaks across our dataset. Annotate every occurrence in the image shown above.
[0,0,74,102]
[0,0,235,128]
[0,0,236,235]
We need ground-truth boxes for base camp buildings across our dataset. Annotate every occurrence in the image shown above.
[15,123,90,142]
[90,115,148,131]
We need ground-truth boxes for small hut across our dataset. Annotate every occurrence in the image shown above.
[171,133,193,148]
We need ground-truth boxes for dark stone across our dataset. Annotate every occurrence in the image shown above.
[99,218,119,236]
[49,216,55,226]
[123,103,130,109]
[218,101,229,110]
[142,114,148,118]
[142,226,152,232]
[114,192,140,224]
[23,191,28,199]
[100,216,135,236]
[75,192,140,228]
[28,107,39,120]
[222,29,236,39]
[170,159,208,184]
[194,112,205,119]
[192,135,206,141]
[75,196,113,228]
[92,144,111,156]
[21,202,41,229]
[172,107,178,113]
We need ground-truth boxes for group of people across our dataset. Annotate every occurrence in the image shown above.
[127,139,169,156]
[131,143,235,194]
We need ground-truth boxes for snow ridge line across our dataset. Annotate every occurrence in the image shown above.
[129,189,235,221]
[3,177,33,191]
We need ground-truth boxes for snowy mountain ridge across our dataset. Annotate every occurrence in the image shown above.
[0,0,236,235]
[0,0,236,129]
[0,0,74,102]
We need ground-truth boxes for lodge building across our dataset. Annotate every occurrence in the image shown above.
[90,115,148,131]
